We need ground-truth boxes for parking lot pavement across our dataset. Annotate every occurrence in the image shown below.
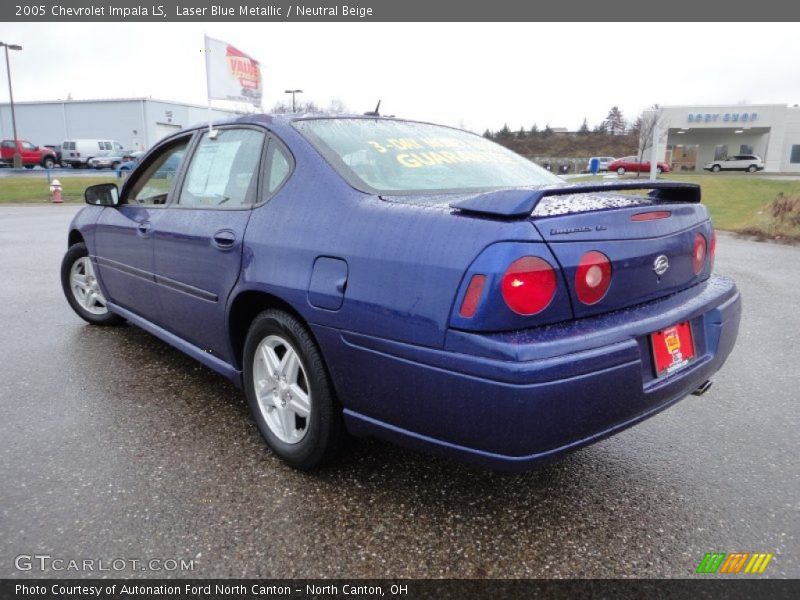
[0,205,797,579]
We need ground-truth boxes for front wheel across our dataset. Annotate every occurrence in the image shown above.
[60,243,123,326]
[243,309,344,470]
[712,164,721,172]
[42,157,56,169]
[616,167,626,175]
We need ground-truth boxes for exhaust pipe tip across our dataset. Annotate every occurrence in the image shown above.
[692,380,713,396]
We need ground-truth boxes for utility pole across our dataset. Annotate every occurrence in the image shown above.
[1,41,23,168]
[284,89,303,112]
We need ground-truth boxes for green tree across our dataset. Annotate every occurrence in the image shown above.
[578,118,590,135]
[482,129,493,139]
[496,124,512,139]
[517,126,527,139]
[604,106,626,135]
[529,123,539,136]
[542,124,553,138]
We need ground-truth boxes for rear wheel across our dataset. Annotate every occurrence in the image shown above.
[60,242,123,326]
[616,167,626,175]
[243,309,343,470]
[712,164,721,172]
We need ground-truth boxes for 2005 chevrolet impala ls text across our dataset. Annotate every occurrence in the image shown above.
[60,115,741,471]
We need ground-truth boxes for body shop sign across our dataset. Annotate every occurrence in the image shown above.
[205,36,262,106]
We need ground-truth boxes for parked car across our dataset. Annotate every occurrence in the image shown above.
[115,151,146,178]
[62,139,126,168]
[703,155,764,173]
[586,156,615,172]
[0,139,58,169]
[608,156,671,175]
[61,115,741,472]
[44,144,63,166]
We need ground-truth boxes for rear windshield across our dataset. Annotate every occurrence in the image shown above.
[293,118,561,194]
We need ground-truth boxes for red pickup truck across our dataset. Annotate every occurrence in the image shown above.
[0,139,58,169]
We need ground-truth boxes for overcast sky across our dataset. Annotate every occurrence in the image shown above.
[2,22,799,132]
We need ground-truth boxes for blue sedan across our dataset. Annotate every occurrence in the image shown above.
[61,115,741,471]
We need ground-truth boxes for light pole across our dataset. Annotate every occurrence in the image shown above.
[0,41,22,168]
[284,89,303,112]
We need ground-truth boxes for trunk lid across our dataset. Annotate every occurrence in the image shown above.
[450,181,713,320]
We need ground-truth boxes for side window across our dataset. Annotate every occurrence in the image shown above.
[115,142,124,151]
[127,140,189,206]
[2,141,15,149]
[266,141,292,195]
[178,128,265,209]
[98,142,104,150]
[21,141,35,150]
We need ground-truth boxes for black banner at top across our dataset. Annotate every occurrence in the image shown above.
[2,0,800,22]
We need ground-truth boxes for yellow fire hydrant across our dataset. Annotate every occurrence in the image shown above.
[50,179,63,204]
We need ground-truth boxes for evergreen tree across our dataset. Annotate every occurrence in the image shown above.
[517,126,527,139]
[578,118,590,135]
[530,123,539,136]
[497,124,512,139]
[483,129,493,139]
[604,106,626,135]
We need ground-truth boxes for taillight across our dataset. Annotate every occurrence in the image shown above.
[709,230,717,270]
[501,256,556,315]
[459,274,486,318]
[575,251,612,305]
[692,233,706,275]
[631,210,672,221]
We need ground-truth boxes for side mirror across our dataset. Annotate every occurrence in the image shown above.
[85,183,119,206]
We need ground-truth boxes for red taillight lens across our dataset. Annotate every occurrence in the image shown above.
[459,274,486,318]
[501,256,556,315]
[575,251,612,305]
[631,210,672,221]
[709,230,717,270]
[692,233,707,275]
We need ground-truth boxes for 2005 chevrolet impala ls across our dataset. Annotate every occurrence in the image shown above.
[61,115,741,471]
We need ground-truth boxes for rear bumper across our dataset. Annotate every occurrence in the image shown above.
[314,275,741,471]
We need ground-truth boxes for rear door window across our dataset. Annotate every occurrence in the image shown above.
[178,128,265,209]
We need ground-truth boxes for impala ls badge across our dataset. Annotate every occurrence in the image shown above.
[653,255,670,277]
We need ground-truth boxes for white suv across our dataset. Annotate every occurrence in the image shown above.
[704,155,764,173]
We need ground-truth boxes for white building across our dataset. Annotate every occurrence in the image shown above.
[650,104,800,173]
[0,98,242,151]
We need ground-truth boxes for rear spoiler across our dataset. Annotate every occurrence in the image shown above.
[450,181,701,218]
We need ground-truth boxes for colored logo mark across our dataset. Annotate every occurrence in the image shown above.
[696,552,774,574]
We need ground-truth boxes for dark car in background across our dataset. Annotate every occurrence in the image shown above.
[61,115,740,472]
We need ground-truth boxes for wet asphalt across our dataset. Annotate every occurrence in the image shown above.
[0,205,797,579]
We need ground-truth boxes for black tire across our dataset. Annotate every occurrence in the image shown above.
[243,309,344,470]
[71,163,81,169]
[656,167,663,174]
[24,165,34,169]
[616,167,625,175]
[111,161,120,170]
[60,242,124,326]
[712,164,721,172]
[747,165,757,173]
[42,157,56,169]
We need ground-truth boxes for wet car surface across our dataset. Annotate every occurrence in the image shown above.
[1,206,797,578]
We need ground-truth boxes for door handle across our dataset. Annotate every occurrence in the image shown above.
[212,229,237,249]
[137,221,151,237]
